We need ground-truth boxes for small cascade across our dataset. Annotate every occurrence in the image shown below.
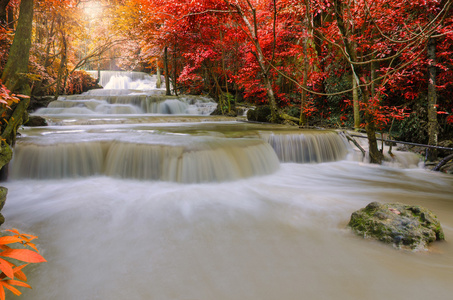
[34,95,216,115]
[10,142,106,178]
[35,98,144,115]
[86,70,158,88]
[261,131,350,163]
[33,71,217,115]
[104,139,279,183]
[10,136,280,183]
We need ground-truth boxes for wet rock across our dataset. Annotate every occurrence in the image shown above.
[0,141,12,171]
[25,115,48,127]
[348,202,444,250]
[29,96,55,111]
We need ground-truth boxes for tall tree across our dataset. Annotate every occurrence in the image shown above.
[427,34,438,161]
[1,0,33,94]
[1,0,33,188]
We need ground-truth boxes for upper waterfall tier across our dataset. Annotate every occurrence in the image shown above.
[86,70,160,88]
[35,95,217,115]
[34,71,217,116]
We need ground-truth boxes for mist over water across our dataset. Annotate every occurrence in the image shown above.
[3,72,453,299]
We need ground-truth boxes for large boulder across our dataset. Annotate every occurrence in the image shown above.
[348,202,445,250]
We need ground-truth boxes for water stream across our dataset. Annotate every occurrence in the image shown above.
[2,72,453,300]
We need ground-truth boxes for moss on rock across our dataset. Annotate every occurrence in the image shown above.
[0,187,7,226]
[348,202,444,250]
[247,106,271,123]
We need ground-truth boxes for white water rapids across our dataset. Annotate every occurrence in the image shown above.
[2,72,453,300]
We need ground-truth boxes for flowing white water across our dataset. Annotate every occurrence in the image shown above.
[3,72,453,299]
[86,71,158,88]
[34,72,217,116]
[3,163,453,300]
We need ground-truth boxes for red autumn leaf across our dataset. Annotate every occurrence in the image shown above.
[3,279,31,289]
[0,259,14,279]
[0,283,4,300]
[12,264,29,282]
[0,281,22,296]
[0,249,47,263]
[0,236,23,245]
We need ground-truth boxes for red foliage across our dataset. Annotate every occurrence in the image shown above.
[65,70,99,95]
[0,229,46,300]
[4,0,453,129]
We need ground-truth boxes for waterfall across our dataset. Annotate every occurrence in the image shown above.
[9,123,358,182]
[9,133,280,183]
[86,70,157,88]
[33,71,217,115]
[262,131,350,163]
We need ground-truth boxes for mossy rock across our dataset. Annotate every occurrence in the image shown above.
[348,202,444,250]
[0,187,7,226]
[25,115,48,127]
[246,106,271,122]
[0,141,13,171]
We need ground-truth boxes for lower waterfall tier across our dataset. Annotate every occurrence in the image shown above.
[10,138,280,183]
[9,123,353,182]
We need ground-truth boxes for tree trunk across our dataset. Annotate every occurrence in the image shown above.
[433,153,453,172]
[427,35,438,161]
[333,0,383,163]
[227,1,279,122]
[164,47,171,96]
[55,31,67,98]
[1,0,34,95]
[219,26,231,112]
[299,37,309,126]
[0,0,33,147]
[352,76,360,129]
[1,97,30,145]
[172,42,178,96]
[362,91,383,164]
[156,61,161,88]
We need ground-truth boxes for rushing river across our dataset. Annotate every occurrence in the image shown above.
[2,72,453,300]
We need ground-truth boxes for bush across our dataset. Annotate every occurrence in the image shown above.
[65,70,101,95]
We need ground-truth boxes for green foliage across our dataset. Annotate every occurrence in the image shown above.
[393,103,429,144]
[284,106,300,119]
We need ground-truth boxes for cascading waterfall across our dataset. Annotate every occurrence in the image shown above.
[34,71,217,115]
[3,71,452,300]
[10,133,280,183]
[86,70,156,88]
[9,124,353,182]
[262,131,350,163]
